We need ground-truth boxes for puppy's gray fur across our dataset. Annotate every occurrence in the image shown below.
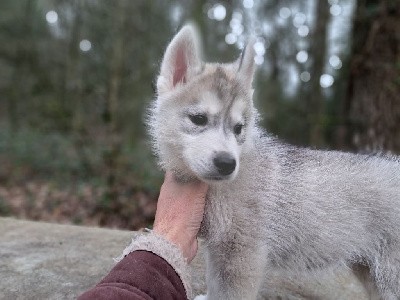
[149,24,400,300]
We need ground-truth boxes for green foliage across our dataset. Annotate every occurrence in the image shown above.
[122,142,163,193]
[0,127,81,177]
[0,126,161,194]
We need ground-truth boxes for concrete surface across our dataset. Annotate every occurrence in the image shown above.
[0,217,372,299]
[0,218,135,300]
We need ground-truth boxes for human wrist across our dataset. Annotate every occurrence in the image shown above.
[153,226,196,262]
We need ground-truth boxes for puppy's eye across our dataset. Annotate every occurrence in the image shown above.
[234,124,243,135]
[189,114,208,126]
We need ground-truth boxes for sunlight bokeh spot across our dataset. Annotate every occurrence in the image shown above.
[243,0,254,9]
[232,23,244,36]
[330,4,342,16]
[293,13,306,28]
[279,7,291,19]
[253,41,265,56]
[300,71,311,82]
[329,55,342,69]
[320,74,334,88]
[225,33,237,45]
[230,18,241,29]
[79,39,92,52]
[254,55,264,65]
[296,50,308,63]
[213,4,226,21]
[298,25,309,37]
[46,11,58,24]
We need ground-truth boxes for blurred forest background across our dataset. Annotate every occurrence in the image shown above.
[0,0,399,229]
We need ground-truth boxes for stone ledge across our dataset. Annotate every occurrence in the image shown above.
[0,218,134,299]
[0,217,370,299]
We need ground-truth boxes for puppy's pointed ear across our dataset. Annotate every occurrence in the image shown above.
[157,24,202,94]
[237,38,256,88]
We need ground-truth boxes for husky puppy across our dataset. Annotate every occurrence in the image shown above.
[149,24,400,300]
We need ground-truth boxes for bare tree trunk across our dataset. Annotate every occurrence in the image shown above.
[347,0,400,153]
[61,0,83,128]
[61,0,92,173]
[308,0,330,147]
[8,0,36,133]
[70,0,84,131]
[102,0,128,208]
[9,69,21,133]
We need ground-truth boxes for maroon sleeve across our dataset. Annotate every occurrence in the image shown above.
[78,250,187,300]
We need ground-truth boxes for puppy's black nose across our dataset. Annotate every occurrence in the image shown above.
[213,152,236,176]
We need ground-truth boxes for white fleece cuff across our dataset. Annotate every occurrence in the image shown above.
[114,231,192,298]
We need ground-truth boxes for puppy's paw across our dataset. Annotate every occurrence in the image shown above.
[193,294,207,300]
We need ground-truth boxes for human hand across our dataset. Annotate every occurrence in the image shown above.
[153,172,209,262]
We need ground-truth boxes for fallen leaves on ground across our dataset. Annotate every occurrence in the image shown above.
[0,180,157,230]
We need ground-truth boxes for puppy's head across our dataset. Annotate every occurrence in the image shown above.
[149,24,257,182]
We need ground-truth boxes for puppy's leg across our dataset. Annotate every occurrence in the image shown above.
[204,243,267,300]
[371,250,400,300]
[352,263,381,300]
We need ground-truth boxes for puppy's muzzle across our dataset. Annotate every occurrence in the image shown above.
[213,152,236,176]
